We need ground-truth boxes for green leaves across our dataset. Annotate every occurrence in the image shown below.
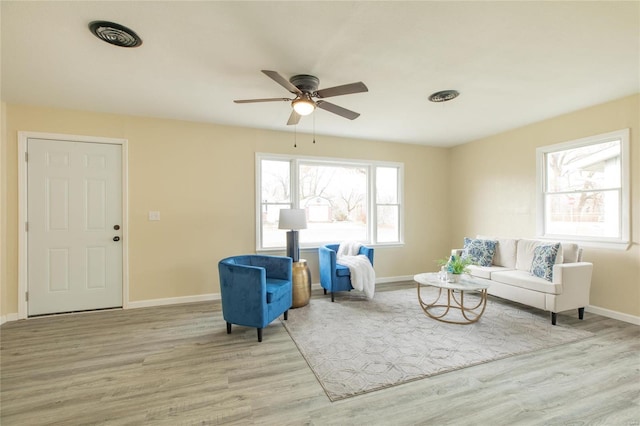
[437,255,474,274]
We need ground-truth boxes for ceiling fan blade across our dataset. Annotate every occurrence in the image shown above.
[287,110,301,125]
[262,70,302,95]
[234,97,291,103]
[316,101,360,120]
[315,82,368,99]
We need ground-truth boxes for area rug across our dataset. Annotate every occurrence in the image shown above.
[282,287,594,401]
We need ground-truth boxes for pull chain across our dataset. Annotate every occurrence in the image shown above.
[313,113,316,144]
[294,125,297,148]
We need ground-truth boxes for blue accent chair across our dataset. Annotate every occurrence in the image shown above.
[318,244,374,302]
[218,255,293,342]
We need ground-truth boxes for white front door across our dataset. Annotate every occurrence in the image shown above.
[27,138,123,316]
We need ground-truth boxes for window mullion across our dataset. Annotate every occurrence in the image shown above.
[546,187,622,196]
[290,159,298,208]
[370,165,376,244]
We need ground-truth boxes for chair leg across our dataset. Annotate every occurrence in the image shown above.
[284,310,288,321]
[551,312,557,325]
[578,307,585,320]
[331,292,335,302]
[226,322,232,334]
[257,328,263,342]
[323,288,327,295]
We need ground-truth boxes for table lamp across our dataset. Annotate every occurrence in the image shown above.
[278,209,307,262]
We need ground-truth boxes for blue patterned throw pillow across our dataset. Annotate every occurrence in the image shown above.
[463,238,497,267]
[531,243,560,282]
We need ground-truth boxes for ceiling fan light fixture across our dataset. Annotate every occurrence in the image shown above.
[292,96,316,116]
[234,70,367,124]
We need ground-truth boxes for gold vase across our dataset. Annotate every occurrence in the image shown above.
[292,259,311,308]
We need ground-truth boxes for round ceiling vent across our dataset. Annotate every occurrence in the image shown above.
[89,21,142,48]
[428,90,460,103]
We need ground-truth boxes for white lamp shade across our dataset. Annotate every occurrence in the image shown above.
[278,209,307,230]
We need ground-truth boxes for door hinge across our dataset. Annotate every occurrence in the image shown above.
[25,291,29,302]
[25,152,28,162]
[25,222,29,232]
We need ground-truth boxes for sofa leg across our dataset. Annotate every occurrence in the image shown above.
[284,310,288,321]
[551,312,557,326]
[226,322,232,334]
[331,292,335,302]
[257,328,263,342]
[578,307,585,320]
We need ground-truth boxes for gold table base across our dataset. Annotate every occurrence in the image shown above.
[417,282,488,324]
[292,259,311,308]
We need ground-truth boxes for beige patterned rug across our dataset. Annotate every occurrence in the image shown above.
[282,287,594,401]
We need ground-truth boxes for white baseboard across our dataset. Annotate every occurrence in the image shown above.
[311,275,414,291]
[377,275,415,284]
[126,293,220,310]
[3,277,638,327]
[586,305,640,325]
[124,278,416,309]
[0,313,19,325]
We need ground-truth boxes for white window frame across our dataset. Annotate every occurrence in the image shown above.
[536,128,630,250]
[256,152,404,251]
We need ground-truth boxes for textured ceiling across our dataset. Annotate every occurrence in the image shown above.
[2,1,638,146]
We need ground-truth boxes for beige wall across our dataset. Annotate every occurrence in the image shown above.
[1,104,450,317]
[450,94,640,317]
[2,95,638,320]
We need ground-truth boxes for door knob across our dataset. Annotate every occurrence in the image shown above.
[113,236,120,242]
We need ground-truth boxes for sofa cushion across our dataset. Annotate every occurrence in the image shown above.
[515,239,541,271]
[531,243,560,281]
[491,270,563,295]
[463,237,497,267]
[561,243,580,263]
[467,265,512,279]
[477,235,517,268]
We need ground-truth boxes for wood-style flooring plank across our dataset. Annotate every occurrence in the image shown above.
[2,282,639,425]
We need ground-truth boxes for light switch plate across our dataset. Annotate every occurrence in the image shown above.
[148,211,160,221]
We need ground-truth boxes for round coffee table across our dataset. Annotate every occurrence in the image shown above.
[413,272,490,324]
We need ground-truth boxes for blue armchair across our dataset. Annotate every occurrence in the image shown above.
[218,255,293,342]
[318,244,374,302]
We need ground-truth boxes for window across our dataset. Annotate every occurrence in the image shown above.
[257,153,403,250]
[536,129,630,249]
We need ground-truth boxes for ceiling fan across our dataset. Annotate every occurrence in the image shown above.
[234,70,368,125]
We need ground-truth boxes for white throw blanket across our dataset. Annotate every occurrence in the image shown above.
[337,241,376,299]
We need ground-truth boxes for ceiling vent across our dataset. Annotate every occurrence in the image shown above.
[89,21,142,48]
[428,90,460,103]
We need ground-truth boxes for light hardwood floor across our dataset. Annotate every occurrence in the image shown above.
[1,282,639,425]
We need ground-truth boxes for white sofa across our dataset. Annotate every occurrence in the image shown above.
[453,237,593,325]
